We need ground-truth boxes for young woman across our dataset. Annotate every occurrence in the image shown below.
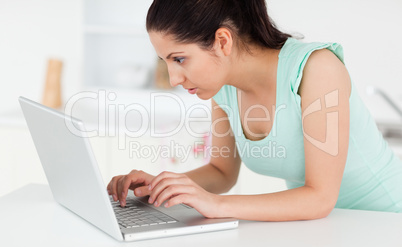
[107,0,402,221]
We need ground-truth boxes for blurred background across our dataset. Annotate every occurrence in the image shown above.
[0,0,401,197]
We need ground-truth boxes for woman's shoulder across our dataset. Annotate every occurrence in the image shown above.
[280,37,347,97]
[298,48,351,99]
[281,37,344,63]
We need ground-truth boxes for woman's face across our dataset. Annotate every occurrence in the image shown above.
[148,31,229,100]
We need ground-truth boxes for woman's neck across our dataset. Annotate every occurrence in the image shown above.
[226,46,281,97]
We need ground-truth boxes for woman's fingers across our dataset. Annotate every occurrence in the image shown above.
[148,171,181,191]
[134,185,152,197]
[148,181,220,219]
[153,184,195,207]
[108,171,202,209]
[118,172,147,206]
[148,172,190,204]
[106,170,154,206]
[107,175,123,201]
[164,193,193,208]
[117,175,133,206]
[108,171,221,218]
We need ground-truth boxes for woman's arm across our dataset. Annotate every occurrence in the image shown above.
[214,49,351,220]
[107,99,241,207]
[184,99,242,194]
[148,49,351,221]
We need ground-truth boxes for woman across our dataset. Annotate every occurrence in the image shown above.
[107,0,402,221]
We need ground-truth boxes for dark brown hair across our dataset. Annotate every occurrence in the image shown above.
[146,0,292,51]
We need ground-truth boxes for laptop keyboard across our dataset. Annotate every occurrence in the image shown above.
[111,198,178,228]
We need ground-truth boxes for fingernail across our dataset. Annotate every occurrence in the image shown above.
[164,202,169,207]
[154,201,158,207]
[136,189,142,196]
[148,184,152,191]
[148,197,153,204]
[113,195,117,201]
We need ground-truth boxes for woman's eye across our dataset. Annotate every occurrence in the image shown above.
[174,57,185,64]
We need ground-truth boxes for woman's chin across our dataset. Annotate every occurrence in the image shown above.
[195,91,212,100]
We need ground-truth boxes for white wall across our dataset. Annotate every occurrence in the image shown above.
[268,0,402,122]
[0,0,83,114]
[1,0,401,119]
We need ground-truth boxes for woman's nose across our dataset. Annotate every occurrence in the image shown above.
[168,68,185,87]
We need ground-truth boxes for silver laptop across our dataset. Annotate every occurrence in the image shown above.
[19,96,238,242]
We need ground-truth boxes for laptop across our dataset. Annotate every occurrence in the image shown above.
[19,96,238,242]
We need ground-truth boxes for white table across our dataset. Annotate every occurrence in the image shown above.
[1,184,401,247]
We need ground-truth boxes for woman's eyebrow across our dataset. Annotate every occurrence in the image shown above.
[166,52,184,59]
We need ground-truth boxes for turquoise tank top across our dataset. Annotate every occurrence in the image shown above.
[213,37,402,213]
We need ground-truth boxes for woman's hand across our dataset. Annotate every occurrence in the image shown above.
[107,170,155,207]
[147,171,223,218]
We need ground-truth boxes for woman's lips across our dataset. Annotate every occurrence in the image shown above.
[188,88,198,94]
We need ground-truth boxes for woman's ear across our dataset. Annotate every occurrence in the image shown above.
[214,28,233,56]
